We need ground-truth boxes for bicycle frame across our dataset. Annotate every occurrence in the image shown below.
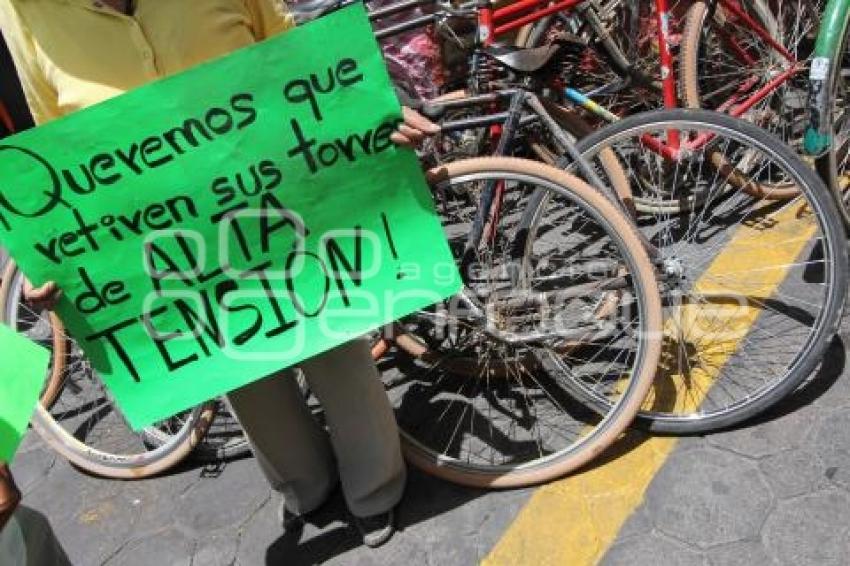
[371,0,776,185]
[371,0,718,181]
[804,0,850,156]
[371,0,803,129]
[532,0,800,129]
[431,88,615,253]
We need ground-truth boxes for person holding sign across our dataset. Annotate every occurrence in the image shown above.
[0,464,72,566]
[0,0,438,548]
[0,323,71,564]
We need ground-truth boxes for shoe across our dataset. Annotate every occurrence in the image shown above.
[354,509,395,548]
[277,499,305,534]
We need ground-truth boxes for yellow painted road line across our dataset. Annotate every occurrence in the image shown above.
[484,199,818,566]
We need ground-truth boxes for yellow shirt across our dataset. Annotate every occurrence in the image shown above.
[0,0,294,124]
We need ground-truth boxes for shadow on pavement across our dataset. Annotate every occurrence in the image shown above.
[261,418,656,563]
[264,466,491,564]
[764,334,847,418]
[711,334,847,432]
[172,335,849,564]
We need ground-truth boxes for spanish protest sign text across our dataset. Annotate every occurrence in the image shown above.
[0,5,461,429]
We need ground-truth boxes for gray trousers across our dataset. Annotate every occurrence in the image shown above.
[227,338,406,518]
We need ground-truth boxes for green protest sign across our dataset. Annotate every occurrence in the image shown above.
[0,324,48,462]
[0,5,461,429]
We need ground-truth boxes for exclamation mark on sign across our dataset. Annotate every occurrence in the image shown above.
[381,212,403,280]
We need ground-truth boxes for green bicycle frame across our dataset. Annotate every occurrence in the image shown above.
[804,0,850,156]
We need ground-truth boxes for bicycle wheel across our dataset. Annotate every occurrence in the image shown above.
[680,0,821,153]
[814,15,850,227]
[573,109,848,433]
[381,157,663,487]
[0,260,215,479]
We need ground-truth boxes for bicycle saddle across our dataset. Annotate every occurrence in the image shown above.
[483,43,562,74]
[291,0,344,24]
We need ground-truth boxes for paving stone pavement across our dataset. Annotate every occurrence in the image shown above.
[603,331,850,566]
[11,319,850,565]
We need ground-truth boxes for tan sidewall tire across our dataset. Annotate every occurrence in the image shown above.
[0,260,216,479]
[680,2,799,200]
[404,157,662,488]
[0,261,66,407]
[29,402,216,480]
[679,2,707,111]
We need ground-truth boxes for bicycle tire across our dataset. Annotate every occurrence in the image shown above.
[388,157,663,487]
[393,101,636,352]
[0,261,68,409]
[0,260,216,479]
[679,0,778,110]
[680,0,818,191]
[574,109,848,433]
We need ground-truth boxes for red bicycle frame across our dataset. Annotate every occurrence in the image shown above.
[486,0,585,40]
[475,0,688,150]
[475,0,799,133]
[443,0,800,160]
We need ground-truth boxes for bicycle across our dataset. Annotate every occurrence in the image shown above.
[572,109,847,433]
[679,0,825,151]
[0,261,217,478]
[0,149,665,484]
[370,110,846,489]
[304,0,849,440]
[384,155,664,487]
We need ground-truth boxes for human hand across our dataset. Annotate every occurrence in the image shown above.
[391,106,440,148]
[23,278,62,311]
[0,463,21,531]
